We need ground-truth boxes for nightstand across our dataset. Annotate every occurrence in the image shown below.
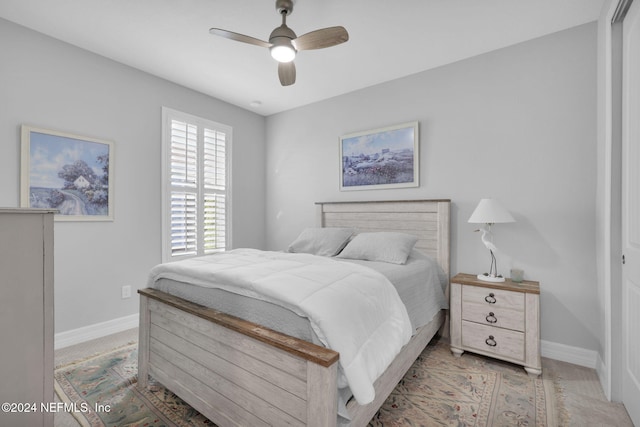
[449,273,542,376]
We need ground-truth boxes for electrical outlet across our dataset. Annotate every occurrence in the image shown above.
[121,285,132,299]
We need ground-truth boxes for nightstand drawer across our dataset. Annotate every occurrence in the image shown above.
[462,301,524,331]
[462,285,524,311]
[461,321,525,361]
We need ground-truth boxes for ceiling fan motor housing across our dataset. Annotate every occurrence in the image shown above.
[269,24,296,44]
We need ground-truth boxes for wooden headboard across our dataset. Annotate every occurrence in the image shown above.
[315,200,451,279]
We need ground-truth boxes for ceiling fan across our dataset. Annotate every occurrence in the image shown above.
[209,0,349,86]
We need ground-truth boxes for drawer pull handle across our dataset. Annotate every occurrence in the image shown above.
[485,293,497,304]
[485,335,497,347]
[486,312,497,323]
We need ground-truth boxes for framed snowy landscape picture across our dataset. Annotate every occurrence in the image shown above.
[339,121,419,191]
[21,125,114,221]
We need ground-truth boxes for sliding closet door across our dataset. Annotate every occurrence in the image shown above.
[622,0,640,423]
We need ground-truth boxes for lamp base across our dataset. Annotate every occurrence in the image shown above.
[477,273,506,283]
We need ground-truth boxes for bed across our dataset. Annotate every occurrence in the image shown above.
[137,199,451,427]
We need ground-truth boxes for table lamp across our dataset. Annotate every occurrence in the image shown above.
[468,198,515,282]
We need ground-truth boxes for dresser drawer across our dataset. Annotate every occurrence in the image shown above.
[462,285,525,311]
[462,301,524,331]
[461,321,525,361]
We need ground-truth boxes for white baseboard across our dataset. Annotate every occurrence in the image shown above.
[55,316,600,371]
[55,313,139,350]
[541,339,599,369]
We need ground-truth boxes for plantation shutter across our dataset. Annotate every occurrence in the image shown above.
[163,108,231,261]
[203,128,226,253]
[169,120,198,257]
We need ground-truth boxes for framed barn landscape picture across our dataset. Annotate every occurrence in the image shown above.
[339,121,419,191]
[20,125,114,221]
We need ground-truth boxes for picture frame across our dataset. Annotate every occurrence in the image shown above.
[339,121,419,191]
[20,125,114,221]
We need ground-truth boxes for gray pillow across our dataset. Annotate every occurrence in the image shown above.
[336,232,418,264]
[287,227,354,257]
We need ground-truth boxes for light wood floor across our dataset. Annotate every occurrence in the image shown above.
[54,328,633,427]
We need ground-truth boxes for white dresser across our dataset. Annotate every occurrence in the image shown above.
[449,273,541,376]
[0,209,55,427]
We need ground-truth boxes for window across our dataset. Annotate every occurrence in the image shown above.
[162,108,231,261]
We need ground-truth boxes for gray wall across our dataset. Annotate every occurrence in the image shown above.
[0,16,601,353]
[0,18,266,333]
[265,23,599,350]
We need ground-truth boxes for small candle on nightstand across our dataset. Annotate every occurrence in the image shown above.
[511,268,524,283]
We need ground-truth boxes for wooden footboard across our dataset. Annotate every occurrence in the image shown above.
[138,288,340,427]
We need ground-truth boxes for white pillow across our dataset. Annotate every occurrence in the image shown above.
[287,227,354,257]
[336,232,418,264]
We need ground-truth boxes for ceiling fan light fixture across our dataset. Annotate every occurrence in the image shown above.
[270,42,296,62]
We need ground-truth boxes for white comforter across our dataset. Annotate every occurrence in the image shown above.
[147,248,413,404]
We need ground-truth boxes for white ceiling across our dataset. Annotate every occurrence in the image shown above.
[0,0,605,116]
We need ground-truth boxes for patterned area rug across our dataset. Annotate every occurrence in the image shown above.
[55,344,212,427]
[55,338,566,427]
[370,339,566,426]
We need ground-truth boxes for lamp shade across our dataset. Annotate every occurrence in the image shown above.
[468,199,515,224]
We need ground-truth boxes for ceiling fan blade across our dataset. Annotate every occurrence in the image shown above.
[278,62,296,86]
[209,28,272,48]
[293,26,349,51]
